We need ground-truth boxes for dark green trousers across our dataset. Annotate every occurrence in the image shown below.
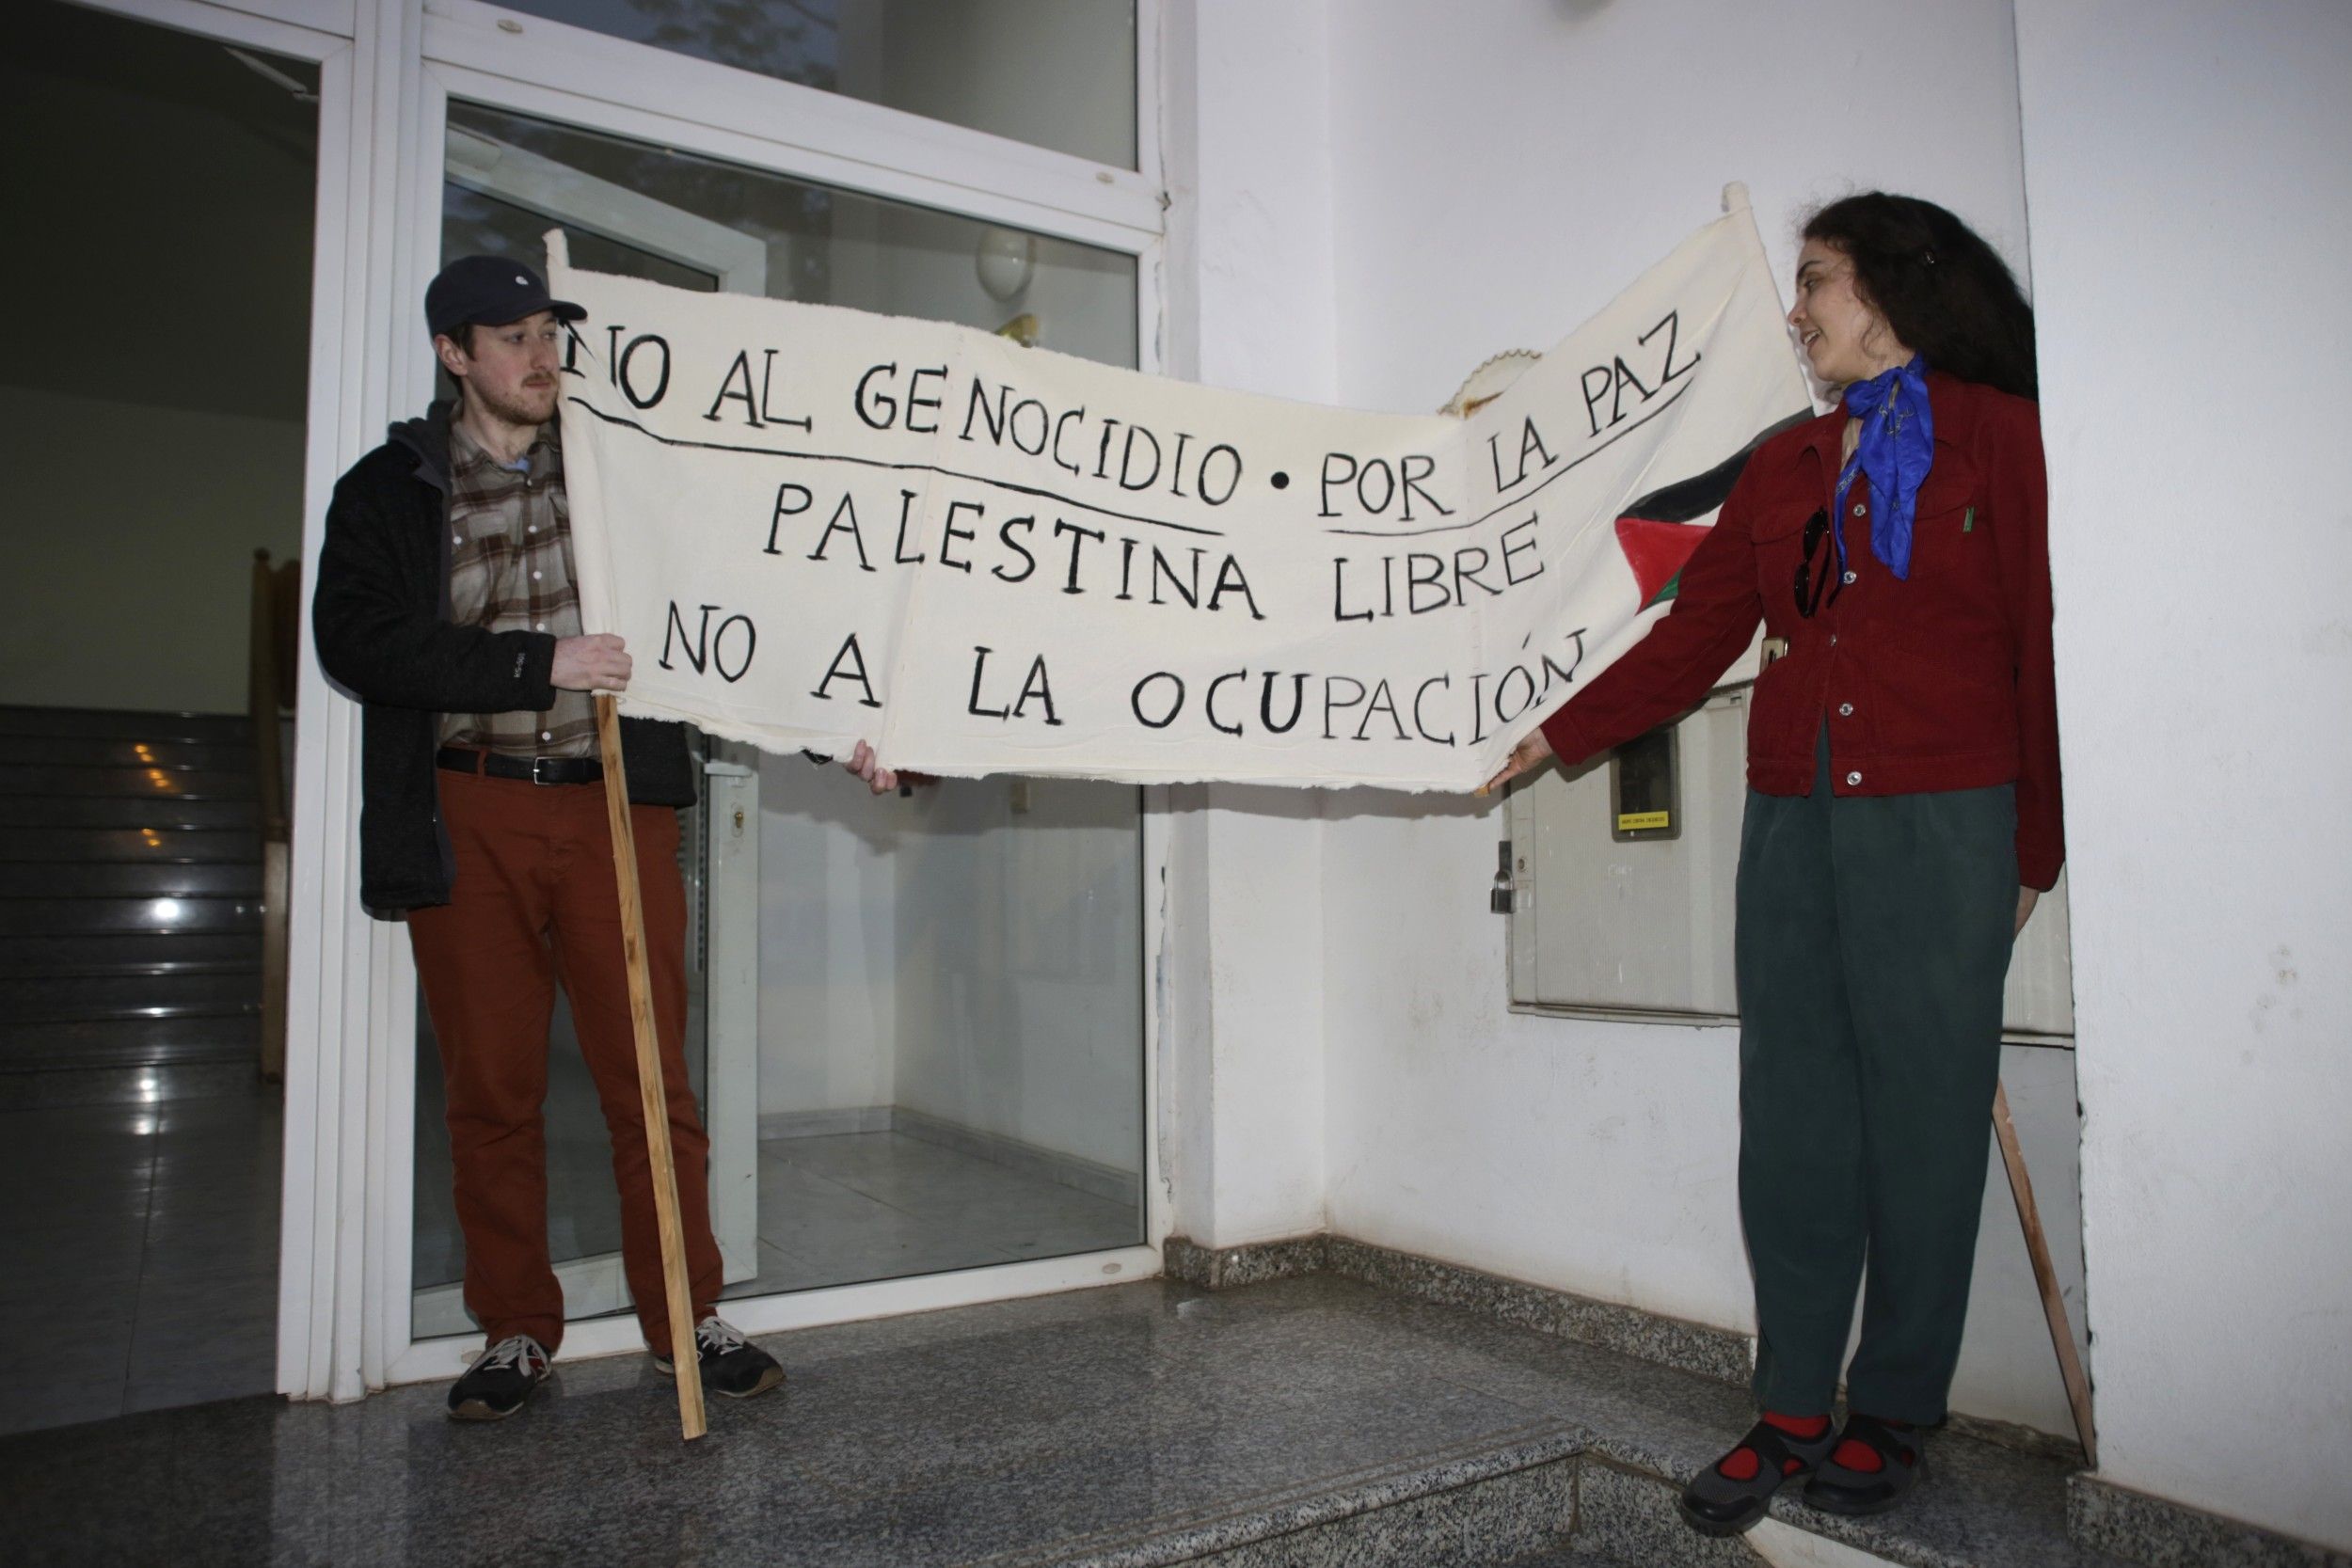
[1735,729,2017,1423]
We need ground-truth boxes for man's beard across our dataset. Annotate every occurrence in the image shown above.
[474,380,558,428]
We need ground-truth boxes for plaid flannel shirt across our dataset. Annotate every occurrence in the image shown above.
[438,419,596,758]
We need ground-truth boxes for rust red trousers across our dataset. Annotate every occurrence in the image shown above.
[407,767,722,1353]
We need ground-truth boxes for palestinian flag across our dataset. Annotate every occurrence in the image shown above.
[1616,412,1813,609]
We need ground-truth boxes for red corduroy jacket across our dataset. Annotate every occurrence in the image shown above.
[1540,372,2064,890]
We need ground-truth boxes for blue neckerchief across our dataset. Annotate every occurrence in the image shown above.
[1831,356,1934,581]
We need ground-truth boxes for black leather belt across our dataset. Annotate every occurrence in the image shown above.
[436,746,603,785]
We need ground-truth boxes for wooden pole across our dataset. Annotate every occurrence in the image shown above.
[594,694,707,1442]
[1993,1078,2096,1466]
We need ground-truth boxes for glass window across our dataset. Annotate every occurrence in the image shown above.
[489,0,1138,169]
[446,103,1137,365]
[415,102,1146,1338]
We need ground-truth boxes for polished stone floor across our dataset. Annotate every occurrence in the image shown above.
[0,1272,2106,1568]
[0,1063,280,1437]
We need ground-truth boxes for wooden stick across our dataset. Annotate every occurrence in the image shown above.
[595,694,707,1442]
[1993,1078,2095,1466]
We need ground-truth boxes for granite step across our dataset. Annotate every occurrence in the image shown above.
[0,896,261,937]
[0,795,259,830]
[0,930,262,977]
[0,826,262,863]
[0,861,263,899]
[0,706,251,742]
[0,1057,262,1110]
[0,764,256,800]
[0,1012,258,1070]
[0,1274,2121,1568]
[0,969,262,1022]
[0,736,255,770]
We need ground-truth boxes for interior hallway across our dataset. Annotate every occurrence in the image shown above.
[0,1070,282,1435]
[0,705,285,1437]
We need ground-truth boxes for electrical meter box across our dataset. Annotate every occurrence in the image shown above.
[1505,681,2074,1040]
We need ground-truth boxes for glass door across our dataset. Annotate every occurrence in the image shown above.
[410,121,768,1338]
[409,101,1148,1342]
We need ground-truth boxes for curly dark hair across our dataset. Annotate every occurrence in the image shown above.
[1803,193,2038,402]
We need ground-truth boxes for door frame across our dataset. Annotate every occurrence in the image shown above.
[56,0,382,1407]
[383,13,1172,1389]
[61,0,1175,1403]
[74,0,1170,1401]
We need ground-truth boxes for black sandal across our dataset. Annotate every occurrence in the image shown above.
[1802,1412,1924,1516]
[1677,1418,1836,1537]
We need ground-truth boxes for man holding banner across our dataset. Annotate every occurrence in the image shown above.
[313,256,891,1421]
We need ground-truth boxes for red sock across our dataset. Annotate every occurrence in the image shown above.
[1832,1417,1915,1474]
[1717,1411,1832,1481]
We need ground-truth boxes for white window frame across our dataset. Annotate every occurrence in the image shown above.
[69,0,1173,1403]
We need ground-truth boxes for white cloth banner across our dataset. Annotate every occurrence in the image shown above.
[553,205,1808,791]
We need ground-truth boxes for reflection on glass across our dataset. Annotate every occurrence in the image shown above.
[492,0,1137,169]
[446,103,1137,367]
[732,772,1145,1302]
[414,103,1145,1338]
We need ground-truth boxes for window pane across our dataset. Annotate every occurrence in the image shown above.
[447,103,1137,366]
[491,0,1137,169]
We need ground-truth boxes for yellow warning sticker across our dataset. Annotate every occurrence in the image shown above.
[1616,810,1673,832]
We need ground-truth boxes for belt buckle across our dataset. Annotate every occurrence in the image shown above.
[531,755,560,785]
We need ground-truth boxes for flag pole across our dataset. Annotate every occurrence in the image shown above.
[1994,1079,2095,1465]
[595,693,707,1442]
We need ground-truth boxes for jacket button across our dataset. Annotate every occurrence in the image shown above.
[1837,702,1854,717]
[1842,570,1858,584]
[1829,634,1839,646]
[1852,503,1866,516]
[1846,770,1863,786]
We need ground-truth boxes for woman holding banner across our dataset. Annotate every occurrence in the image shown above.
[1486,192,2059,1536]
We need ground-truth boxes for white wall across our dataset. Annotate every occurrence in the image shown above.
[1156,0,1342,1248]
[2014,1,2352,1550]
[0,384,306,715]
[1161,0,2090,1435]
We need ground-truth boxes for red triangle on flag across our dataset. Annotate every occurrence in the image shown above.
[1615,515,1710,606]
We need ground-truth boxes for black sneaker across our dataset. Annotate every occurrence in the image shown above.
[447,1333,551,1421]
[652,1316,786,1400]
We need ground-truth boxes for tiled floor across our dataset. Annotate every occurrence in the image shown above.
[0,1069,281,1436]
[413,998,1143,1319]
[726,1131,1144,1300]
[414,1111,1143,1317]
[0,1273,2106,1568]
[0,1058,1131,1441]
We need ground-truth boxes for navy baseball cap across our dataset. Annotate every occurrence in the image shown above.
[425,255,585,339]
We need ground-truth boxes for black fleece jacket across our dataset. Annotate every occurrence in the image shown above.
[312,402,694,916]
